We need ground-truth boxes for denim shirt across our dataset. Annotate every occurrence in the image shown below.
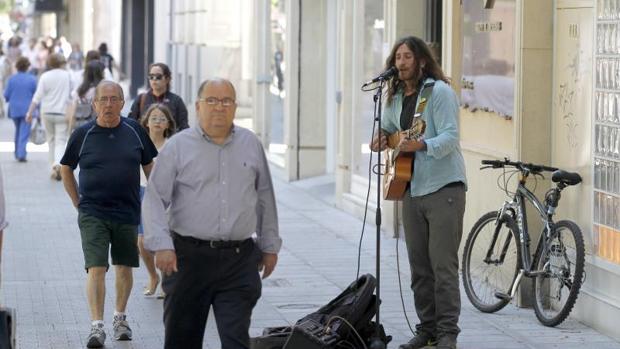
[382,78,467,197]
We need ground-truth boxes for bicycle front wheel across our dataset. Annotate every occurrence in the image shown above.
[462,211,521,313]
[533,220,585,327]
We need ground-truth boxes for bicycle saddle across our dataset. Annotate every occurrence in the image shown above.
[551,170,582,186]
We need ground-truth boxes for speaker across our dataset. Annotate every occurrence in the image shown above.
[282,319,340,349]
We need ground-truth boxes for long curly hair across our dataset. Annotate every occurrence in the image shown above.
[385,36,448,105]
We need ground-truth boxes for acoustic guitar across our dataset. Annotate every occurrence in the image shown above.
[383,116,426,200]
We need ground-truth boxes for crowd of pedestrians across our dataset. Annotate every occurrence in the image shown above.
[0,32,283,349]
[0,35,120,165]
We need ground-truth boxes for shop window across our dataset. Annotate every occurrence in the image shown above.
[352,0,384,178]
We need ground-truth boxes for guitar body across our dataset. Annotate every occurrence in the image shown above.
[383,147,415,200]
[383,118,426,201]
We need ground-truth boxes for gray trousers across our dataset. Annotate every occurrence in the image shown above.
[402,184,466,337]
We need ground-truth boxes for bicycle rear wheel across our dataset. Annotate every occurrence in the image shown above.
[533,220,585,327]
[462,211,521,313]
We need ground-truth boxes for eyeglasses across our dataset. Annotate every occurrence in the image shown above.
[96,96,122,104]
[149,116,169,123]
[198,97,236,107]
[148,74,165,81]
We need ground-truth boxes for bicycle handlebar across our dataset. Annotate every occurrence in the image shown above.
[481,159,558,174]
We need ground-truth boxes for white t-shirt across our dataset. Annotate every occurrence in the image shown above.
[32,68,73,115]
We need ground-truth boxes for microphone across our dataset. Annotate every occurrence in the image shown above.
[362,66,398,87]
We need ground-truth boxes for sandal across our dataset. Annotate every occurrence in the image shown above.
[156,290,166,299]
[143,276,160,296]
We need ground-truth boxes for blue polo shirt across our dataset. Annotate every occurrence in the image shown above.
[381,78,467,197]
[61,118,158,224]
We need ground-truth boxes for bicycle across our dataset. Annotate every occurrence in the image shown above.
[462,158,585,327]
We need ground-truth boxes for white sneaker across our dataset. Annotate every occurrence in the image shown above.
[86,323,106,348]
[113,315,132,341]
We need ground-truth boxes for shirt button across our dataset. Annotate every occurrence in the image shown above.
[222,181,226,185]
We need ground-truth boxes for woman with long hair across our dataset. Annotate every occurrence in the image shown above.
[127,62,188,131]
[67,60,105,131]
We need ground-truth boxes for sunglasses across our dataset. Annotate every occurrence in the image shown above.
[148,74,165,81]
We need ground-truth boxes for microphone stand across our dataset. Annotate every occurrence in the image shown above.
[367,79,387,349]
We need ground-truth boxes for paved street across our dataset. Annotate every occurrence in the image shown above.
[0,115,618,348]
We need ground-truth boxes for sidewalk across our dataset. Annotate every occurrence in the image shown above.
[0,116,618,348]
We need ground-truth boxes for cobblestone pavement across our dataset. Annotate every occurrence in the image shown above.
[0,116,618,348]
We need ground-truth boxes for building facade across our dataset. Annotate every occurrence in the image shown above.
[153,0,620,340]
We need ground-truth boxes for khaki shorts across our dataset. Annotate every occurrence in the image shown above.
[78,211,139,270]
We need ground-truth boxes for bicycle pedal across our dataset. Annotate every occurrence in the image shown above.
[494,292,512,301]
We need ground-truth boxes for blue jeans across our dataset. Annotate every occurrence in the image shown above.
[12,117,30,160]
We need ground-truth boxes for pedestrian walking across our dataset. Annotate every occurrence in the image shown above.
[67,42,84,71]
[127,62,189,131]
[70,50,113,91]
[370,36,467,349]
[143,78,281,349]
[67,60,104,132]
[97,43,124,80]
[25,53,73,180]
[60,81,158,348]
[137,103,176,299]
[3,57,37,162]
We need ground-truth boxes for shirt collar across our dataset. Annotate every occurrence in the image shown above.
[194,124,236,145]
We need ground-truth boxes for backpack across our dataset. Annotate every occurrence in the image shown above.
[74,96,95,121]
[251,274,391,349]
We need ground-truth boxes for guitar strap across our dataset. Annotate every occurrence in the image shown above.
[408,81,435,129]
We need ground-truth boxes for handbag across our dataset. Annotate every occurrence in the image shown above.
[29,118,46,145]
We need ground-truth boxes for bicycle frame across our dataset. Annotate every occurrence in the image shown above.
[490,179,559,298]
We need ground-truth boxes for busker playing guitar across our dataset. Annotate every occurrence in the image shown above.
[369,36,467,349]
